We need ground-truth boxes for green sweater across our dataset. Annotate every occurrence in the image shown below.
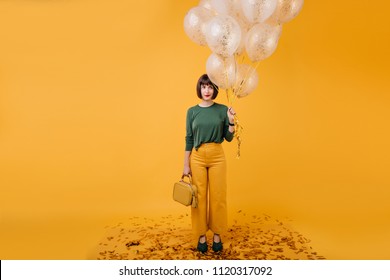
[185,103,234,151]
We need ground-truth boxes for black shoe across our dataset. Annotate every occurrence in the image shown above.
[212,241,223,252]
[197,240,208,253]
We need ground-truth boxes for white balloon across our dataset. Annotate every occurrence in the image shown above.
[198,0,214,12]
[231,0,251,26]
[233,14,251,55]
[205,15,242,57]
[206,53,237,89]
[234,64,259,97]
[241,0,278,23]
[245,23,282,62]
[269,0,304,24]
[183,7,214,46]
[210,0,235,15]
[231,0,244,14]
[235,27,248,55]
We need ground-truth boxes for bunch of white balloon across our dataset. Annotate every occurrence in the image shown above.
[184,0,304,157]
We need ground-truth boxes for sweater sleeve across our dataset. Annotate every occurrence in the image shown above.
[224,125,234,142]
[224,114,234,142]
[185,108,194,151]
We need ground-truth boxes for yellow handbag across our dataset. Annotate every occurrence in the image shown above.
[173,174,198,208]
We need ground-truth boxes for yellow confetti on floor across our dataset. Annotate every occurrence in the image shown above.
[91,211,325,260]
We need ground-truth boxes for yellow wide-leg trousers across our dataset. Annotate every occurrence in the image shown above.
[190,143,227,243]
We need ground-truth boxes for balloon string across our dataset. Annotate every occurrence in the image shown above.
[225,55,261,159]
[231,51,261,98]
[225,87,242,159]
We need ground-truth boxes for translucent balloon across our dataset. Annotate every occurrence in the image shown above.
[198,0,214,12]
[231,0,244,14]
[241,0,278,23]
[183,7,215,46]
[235,34,245,55]
[245,23,282,62]
[234,64,259,98]
[231,0,251,26]
[206,53,237,89]
[233,14,251,55]
[205,15,242,57]
[270,0,304,24]
[210,0,235,15]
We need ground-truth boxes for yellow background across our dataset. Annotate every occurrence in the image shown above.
[1,0,389,259]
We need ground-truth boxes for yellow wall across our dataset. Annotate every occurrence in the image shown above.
[1,0,389,259]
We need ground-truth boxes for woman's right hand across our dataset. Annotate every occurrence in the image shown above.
[183,151,192,175]
[183,165,191,176]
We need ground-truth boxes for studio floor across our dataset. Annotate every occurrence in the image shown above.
[1,208,389,260]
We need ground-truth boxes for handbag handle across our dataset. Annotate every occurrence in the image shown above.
[179,174,198,208]
[181,174,197,208]
[181,174,192,184]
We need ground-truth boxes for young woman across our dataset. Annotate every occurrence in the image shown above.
[183,74,236,253]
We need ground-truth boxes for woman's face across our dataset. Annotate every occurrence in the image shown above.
[200,83,214,101]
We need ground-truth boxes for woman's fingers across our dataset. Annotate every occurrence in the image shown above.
[228,107,236,115]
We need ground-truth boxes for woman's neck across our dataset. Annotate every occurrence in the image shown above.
[199,100,214,107]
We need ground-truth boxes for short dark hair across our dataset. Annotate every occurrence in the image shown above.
[196,74,219,100]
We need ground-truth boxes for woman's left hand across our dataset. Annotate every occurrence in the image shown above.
[227,107,236,123]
